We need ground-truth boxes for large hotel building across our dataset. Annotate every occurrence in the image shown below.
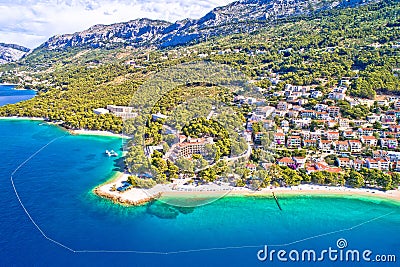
[166,135,214,161]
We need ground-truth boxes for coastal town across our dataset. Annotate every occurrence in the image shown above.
[94,73,400,205]
[247,78,400,174]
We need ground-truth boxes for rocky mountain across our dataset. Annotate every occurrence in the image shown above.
[39,0,379,50]
[0,43,30,64]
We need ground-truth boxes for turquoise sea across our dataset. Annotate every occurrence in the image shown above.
[0,84,36,106]
[0,119,399,266]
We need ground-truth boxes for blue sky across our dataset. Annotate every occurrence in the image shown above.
[0,0,232,49]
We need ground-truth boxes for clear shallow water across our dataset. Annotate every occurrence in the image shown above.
[0,84,36,106]
[0,119,399,266]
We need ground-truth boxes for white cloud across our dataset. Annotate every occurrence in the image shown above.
[0,0,233,49]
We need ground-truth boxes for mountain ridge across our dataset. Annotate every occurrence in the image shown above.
[0,43,30,64]
[39,0,380,51]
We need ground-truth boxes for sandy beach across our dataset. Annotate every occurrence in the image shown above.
[0,83,18,86]
[70,129,130,139]
[94,172,400,206]
[94,172,162,205]
[0,117,130,139]
[0,116,44,121]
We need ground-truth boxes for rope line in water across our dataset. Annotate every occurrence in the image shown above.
[10,136,396,254]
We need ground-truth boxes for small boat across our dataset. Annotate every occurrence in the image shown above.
[105,149,118,157]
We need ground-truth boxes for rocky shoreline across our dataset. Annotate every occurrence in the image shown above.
[93,186,161,206]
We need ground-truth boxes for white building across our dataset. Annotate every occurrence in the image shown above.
[93,108,109,115]
[107,105,137,120]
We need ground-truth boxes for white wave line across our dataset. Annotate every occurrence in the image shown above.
[10,135,75,252]
[10,137,396,254]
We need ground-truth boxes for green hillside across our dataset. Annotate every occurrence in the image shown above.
[0,0,399,132]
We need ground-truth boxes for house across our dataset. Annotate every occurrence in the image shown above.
[326,131,340,140]
[336,157,352,168]
[372,150,389,159]
[303,139,317,148]
[263,120,275,130]
[287,110,299,118]
[287,136,302,148]
[328,92,346,101]
[310,131,322,140]
[360,136,378,146]
[389,125,400,132]
[246,163,257,172]
[353,159,365,171]
[287,92,302,100]
[274,133,285,145]
[376,100,388,106]
[306,161,342,174]
[273,91,285,97]
[366,158,379,170]
[254,132,264,143]
[107,105,138,120]
[338,118,350,128]
[277,157,295,167]
[365,158,390,171]
[315,104,328,111]
[392,161,400,172]
[380,138,398,149]
[242,131,252,142]
[342,131,357,139]
[310,91,323,99]
[333,141,349,152]
[255,106,275,119]
[300,110,316,118]
[316,112,330,120]
[377,158,390,171]
[387,96,400,102]
[281,120,290,129]
[295,99,308,106]
[348,140,362,153]
[292,118,311,128]
[277,101,292,111]
[358,128,374,136]
[340,79,351,86]
[366,115,380,123]
[382,114,396,123]
[319,140,333,153]
[334,86,348,94]
[292,105,304,111]
[353,120,368,127]
[327,106,340,117]
[327,120,338,128]
[273,110,287,117]
[293,157,306,168]
[301,130,311,140]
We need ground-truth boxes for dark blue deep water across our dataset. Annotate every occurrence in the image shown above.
[0,85,36,106]
[0,119,399,266]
